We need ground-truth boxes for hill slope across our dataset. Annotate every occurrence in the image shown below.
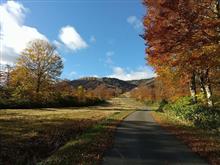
[69,77,155,93]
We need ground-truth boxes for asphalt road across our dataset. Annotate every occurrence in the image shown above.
[102,110,208,165]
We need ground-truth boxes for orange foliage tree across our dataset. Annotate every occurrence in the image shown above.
[143,0,220,106]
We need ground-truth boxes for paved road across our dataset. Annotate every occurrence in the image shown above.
[102,110,208,165]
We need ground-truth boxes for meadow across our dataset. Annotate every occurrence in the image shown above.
[0,97,145,164]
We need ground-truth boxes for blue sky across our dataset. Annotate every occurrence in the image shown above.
[0,0,154,80]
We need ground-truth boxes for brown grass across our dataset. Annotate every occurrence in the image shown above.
[0,97,144,165]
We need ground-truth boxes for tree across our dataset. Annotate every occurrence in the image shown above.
[77,85,86,102]
[143,0,220,106]
[15,39,63,95]
[10,40,63,99]
[92,84,115,99]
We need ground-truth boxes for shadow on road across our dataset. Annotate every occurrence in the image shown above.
[103,111,208,165]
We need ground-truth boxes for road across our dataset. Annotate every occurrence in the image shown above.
[102,110,208,165]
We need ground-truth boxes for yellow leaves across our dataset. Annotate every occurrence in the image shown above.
[201,44,218,54]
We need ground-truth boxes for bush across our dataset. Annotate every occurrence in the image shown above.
[168,97,193,120]
[191,106,220,129]
[163,97,220,129]
[0,95,106,109]
[0,84,107,109]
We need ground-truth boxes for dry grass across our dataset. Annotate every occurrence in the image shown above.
[40,109,133,165]
[151,111,220,165]
[0,97,144,165]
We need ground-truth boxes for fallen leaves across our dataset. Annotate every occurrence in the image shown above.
[151,112,220,165]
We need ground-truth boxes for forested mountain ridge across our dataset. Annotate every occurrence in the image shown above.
[69,77,155,93]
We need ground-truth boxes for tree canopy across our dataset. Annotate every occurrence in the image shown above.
[11,39,64,95]
[143,0,220,106]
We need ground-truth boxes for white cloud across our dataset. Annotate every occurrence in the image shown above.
[89,35,96,43]
[59,25,88,51]
[107,66,155,81]
[0,1,47,65]
[53,40,62,49]
[127,16,143,29]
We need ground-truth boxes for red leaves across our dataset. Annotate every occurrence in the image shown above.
[143,0,220,99]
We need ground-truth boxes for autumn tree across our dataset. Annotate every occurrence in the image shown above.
[77,85,86,101]
[55,80,75,96]
[92,84,116,99]
[11,39,63,99]
[130,78,188,102]
[143,0,220,106]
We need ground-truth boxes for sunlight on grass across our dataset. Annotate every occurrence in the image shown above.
[0,97,144,164]
[40,110,133,165]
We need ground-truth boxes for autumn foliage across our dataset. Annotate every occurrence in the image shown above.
[143,0,220,106]
[0,40,115,108]
[130,78,189,102]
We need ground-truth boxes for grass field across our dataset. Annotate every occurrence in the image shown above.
[0,97,145,165]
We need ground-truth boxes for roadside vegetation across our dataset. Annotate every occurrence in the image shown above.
[158,97,220,129]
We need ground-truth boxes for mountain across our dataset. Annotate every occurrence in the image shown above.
[69,77,155,93]
[127,78,155,86]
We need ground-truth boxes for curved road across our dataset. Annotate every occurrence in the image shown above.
[103,110,208,165]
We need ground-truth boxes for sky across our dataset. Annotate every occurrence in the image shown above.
[0,0,155,80]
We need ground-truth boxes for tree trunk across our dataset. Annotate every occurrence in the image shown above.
[203,69,213,107]
[199,75,206,96]
[204,83,213,107]
[36,77,41,94]
[36,82,40,93]
[189,72,197,103]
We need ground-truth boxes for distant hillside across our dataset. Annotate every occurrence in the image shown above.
[69,77,155,93]
[127,78,155,86]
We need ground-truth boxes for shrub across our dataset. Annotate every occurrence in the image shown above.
[0,95,106,109]
[191,106,220,129]
[163,97,220,130]
[164,97,192,119]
